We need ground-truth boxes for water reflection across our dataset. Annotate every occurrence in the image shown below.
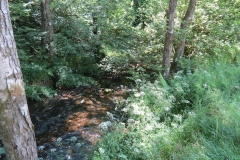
[29,86,128,159]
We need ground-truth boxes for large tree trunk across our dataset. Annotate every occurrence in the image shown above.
[0,1,38,159]
[172,0,198,71]
[162,0,178,78]
[41,0,54,62]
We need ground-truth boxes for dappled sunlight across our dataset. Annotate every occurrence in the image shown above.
[28,86,128,158]
[1,0,239,159]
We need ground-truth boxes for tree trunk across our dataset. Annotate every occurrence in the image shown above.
[0,1,38,159]
[162,0,178,78]
[41,0,54,62]
[92,11,98,35]
[41,1,47,47]
[172,0,198,71]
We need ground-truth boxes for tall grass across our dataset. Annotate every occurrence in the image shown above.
[92,60,240,160]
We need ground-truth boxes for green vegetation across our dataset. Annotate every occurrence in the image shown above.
[0,136,4,158]
[6,0,240,159]
[10,0,239,96]
[92,60,240,159]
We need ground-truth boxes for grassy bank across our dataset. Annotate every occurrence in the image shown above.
[92,61,240,160]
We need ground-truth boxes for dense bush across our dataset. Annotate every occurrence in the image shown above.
[10,0,101,99]
[9,0,240,100]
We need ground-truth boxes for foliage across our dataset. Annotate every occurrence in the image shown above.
[9,0,101,100]
[6,0,240,159]
[92,60,240,159]
[54,66,96,88]
[0,147,5,157]
[0,136,5,158]
[25,85,56,101]
[0,148,4,154]
[9,0,240,100]
[187,0,240,62]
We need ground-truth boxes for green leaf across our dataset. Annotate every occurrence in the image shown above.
[159,74,169,89]
[0,147,5,154]
[47,70,54,76]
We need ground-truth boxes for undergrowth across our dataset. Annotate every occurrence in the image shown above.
[92,61,240,160]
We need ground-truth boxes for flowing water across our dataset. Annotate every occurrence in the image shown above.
[29,86,129,159]
[0,85,129,160]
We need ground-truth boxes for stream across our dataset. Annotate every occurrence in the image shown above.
[0,85,129,160]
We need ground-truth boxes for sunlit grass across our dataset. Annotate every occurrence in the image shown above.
[92,60,240,160]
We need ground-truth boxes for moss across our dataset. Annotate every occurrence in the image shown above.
[0,100,4,135]
[9,83,24,101]
[0,100,3,113]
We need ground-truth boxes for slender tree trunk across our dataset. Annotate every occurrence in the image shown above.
[92,2,106,64]
[46,0,54,61]
[92,11,102,63]
[92,12,98,35]
[172,0,198,71]
[41,1,47,47]
[162,0,178,78]
[0,1,38,159]
[41,0,54,62]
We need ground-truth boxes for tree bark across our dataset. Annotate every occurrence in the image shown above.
[41,0,54,62]
[0,1,38,159]
[162,0,178,78]
[41,1,47,47]
[172,0,198,71]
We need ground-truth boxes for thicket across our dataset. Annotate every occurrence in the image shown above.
[10,0,239,99]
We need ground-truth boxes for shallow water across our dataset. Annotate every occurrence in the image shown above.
[28,86,128,159]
